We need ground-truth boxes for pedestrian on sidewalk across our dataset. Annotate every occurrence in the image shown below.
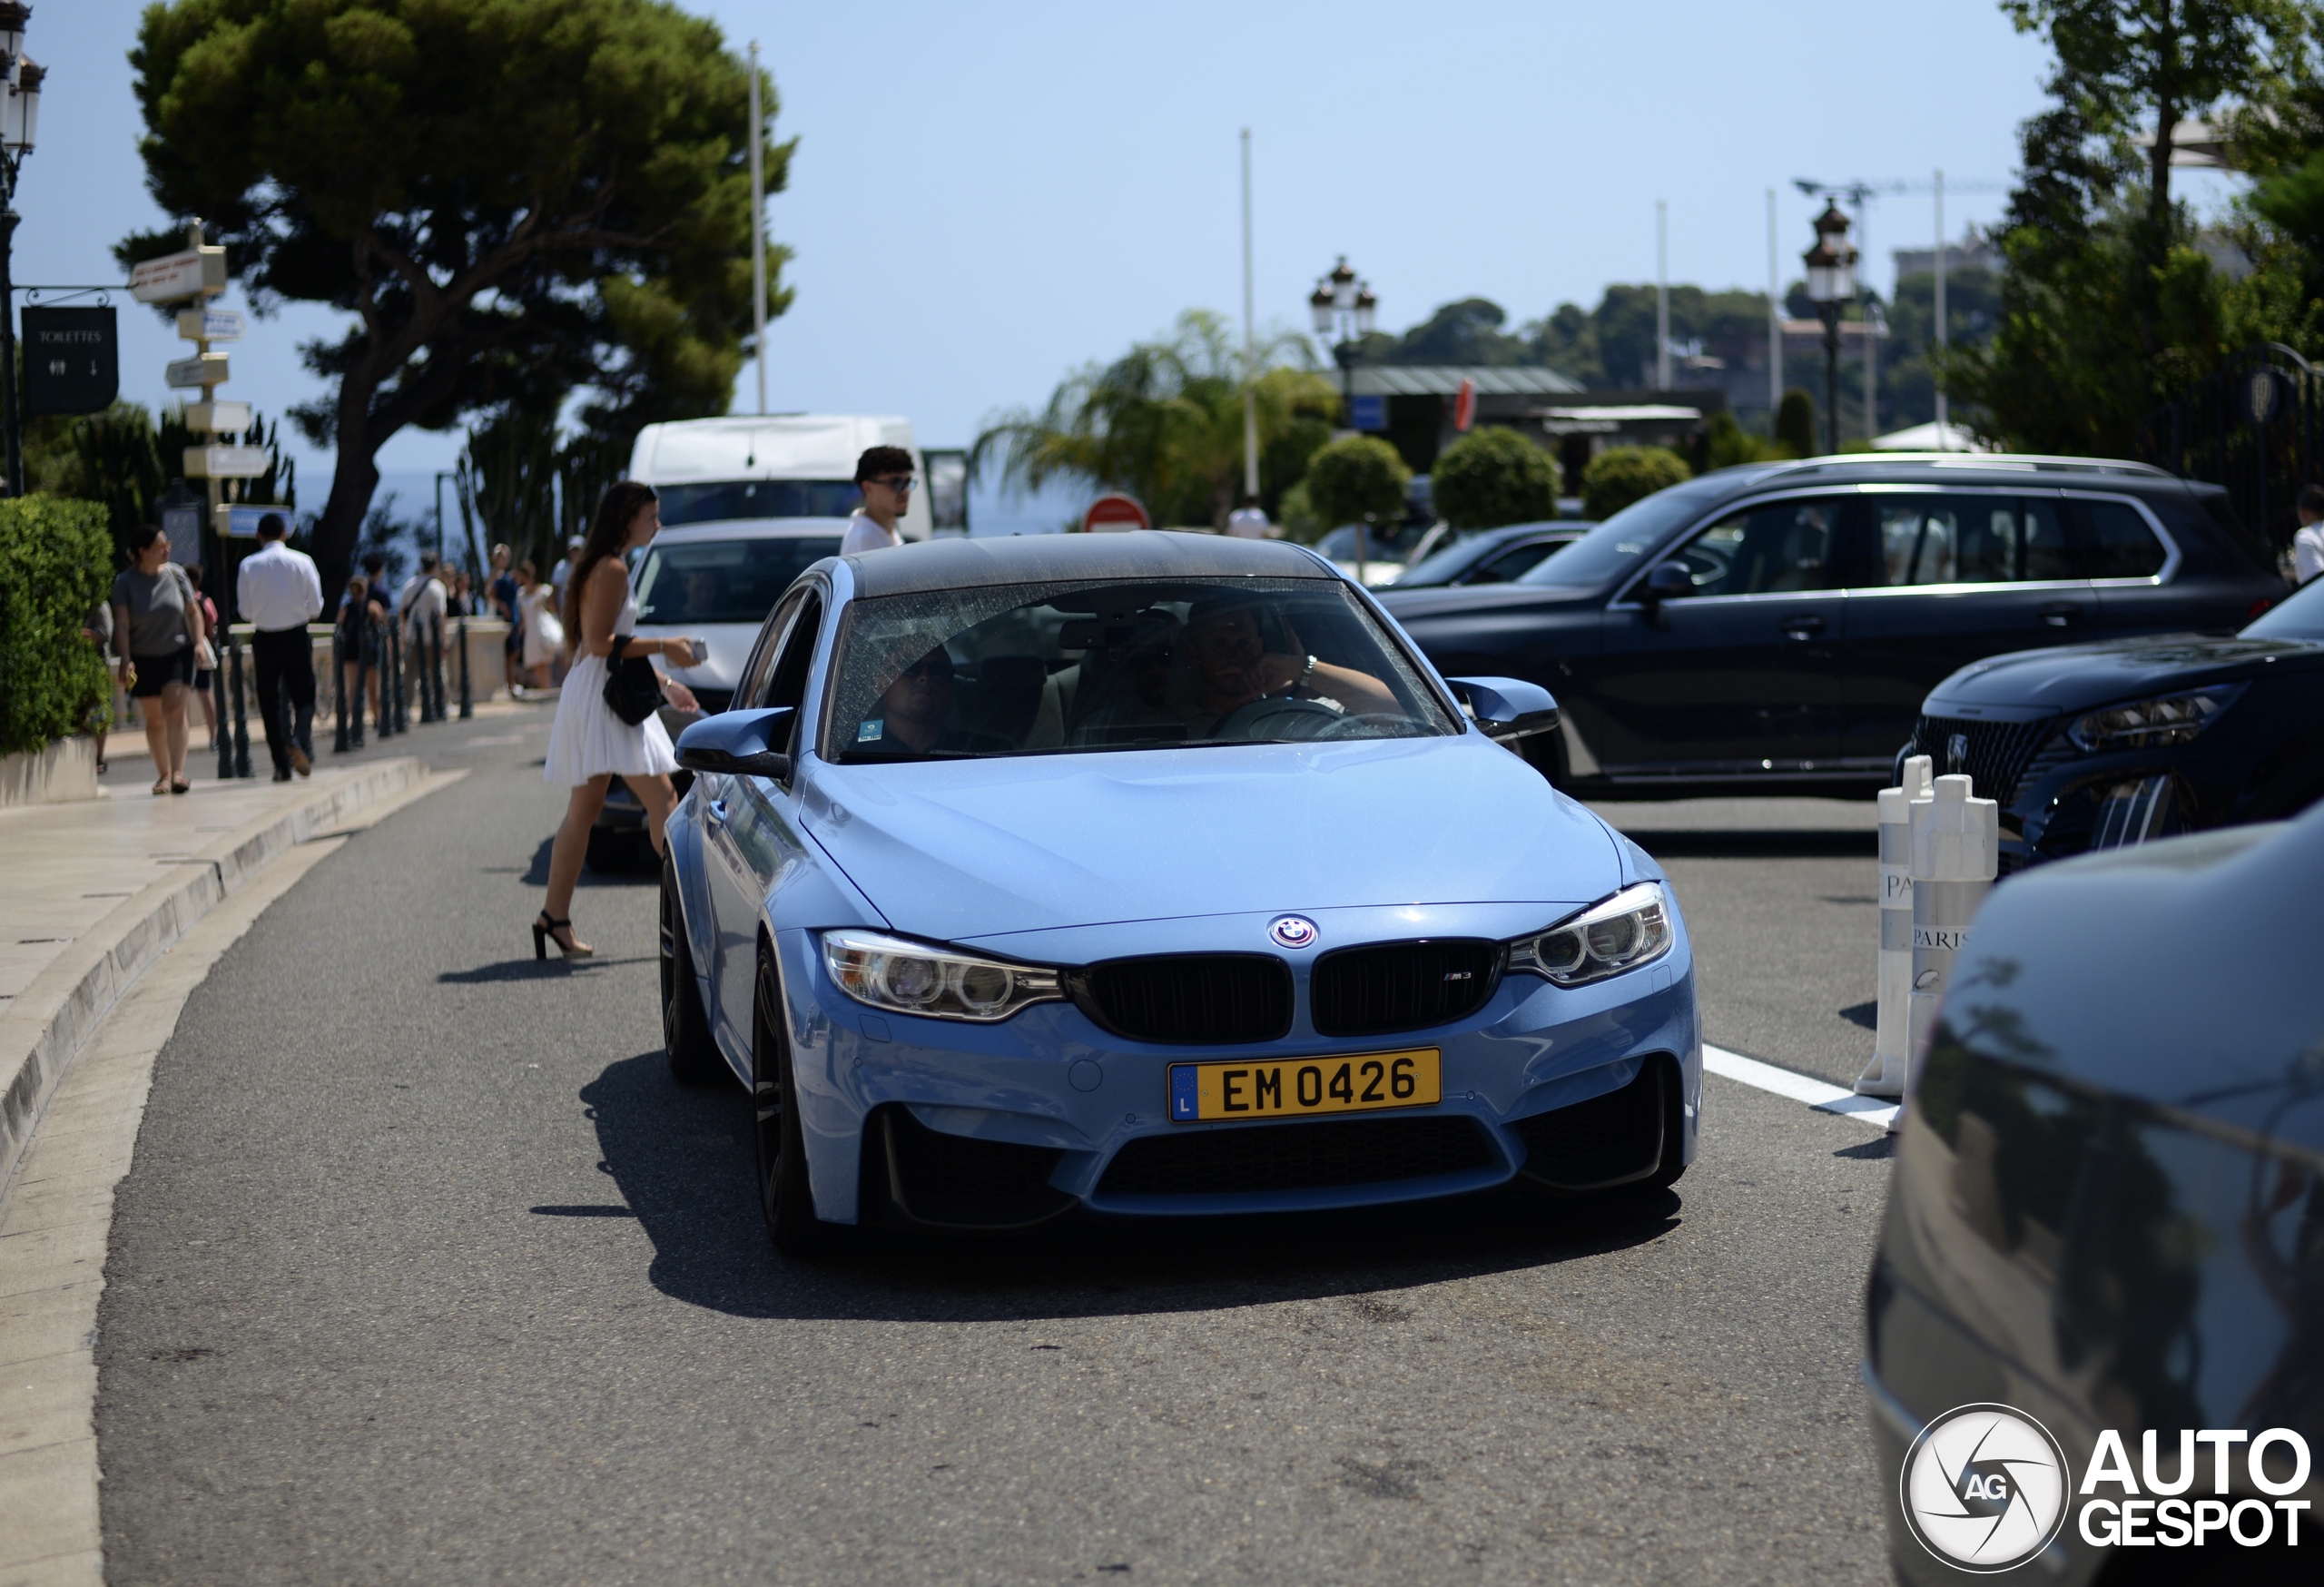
[549,534,584,596]
[80,602,113,773]
[839,447,915,555]
[516,559,562,693]
[111,524,211,795]
[238,512,324,781]
[2295,485,2324,585]
[488,543,521,693]
[535,482,704,958]
[336,573,373,722]
[184,565,222,750]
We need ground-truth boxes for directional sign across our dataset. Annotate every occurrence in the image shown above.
[164,352,229,389]
[215,504,290,538]
[130,246,228,303]
[183,445,271,479]
[175,308,245,343]
[184,400,251,433]
[22,306,119,415]
[1082,493,1150,533]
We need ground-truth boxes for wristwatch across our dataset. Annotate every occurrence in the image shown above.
[1298,654,1316,690]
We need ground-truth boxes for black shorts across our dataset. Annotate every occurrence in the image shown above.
[129,648,196,698]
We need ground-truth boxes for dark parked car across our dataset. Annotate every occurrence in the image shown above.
[1391,522,1590,589]
[1866,804,2322,1583]
[1907,569,2324,873]
[1377,456,2285,798]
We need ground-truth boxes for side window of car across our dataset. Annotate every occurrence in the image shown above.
[763,593,823,712]
[1868,495,2074,586]
[1678,498,1850,596]
[2079,499,2170,579]
[735,588,808,707]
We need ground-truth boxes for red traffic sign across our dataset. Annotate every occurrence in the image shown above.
[1083,493,1150,533]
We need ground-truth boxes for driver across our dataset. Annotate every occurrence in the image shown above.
[1177,596,1397,735]
[857,645,1009,755]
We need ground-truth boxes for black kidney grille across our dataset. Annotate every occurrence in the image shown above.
[1310,939,1502,1037]
[1908,715,2060,804]
[1097,1116,1492,1198]
[1072,955,1292,1044]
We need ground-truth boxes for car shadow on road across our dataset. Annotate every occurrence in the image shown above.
[520,835,657,888]
[576,1051,1684,1323]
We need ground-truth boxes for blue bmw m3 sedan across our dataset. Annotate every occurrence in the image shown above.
[657,531,1700,1254]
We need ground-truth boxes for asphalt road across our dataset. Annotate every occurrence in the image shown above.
[94,739,1898,1585]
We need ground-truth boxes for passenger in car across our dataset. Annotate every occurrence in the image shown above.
[1176,597,1398,733]
[1054,612,1186,746]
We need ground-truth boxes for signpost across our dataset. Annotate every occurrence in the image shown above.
[129,246,227,303]
[1082,493,1151,533]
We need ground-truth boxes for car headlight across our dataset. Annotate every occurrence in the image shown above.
[2066,684,2244,753]
[1509,882,1673,986]
[821,930,1064,1022]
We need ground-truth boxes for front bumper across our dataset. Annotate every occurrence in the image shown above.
[762,925,1700,1227]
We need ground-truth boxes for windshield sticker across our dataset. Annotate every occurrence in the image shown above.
[858,719,884,742]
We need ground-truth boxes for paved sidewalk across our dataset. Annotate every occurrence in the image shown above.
[0,759,433,1201]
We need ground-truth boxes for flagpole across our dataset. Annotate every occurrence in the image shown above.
[1241,128,1259,505]
[749,41,767,418]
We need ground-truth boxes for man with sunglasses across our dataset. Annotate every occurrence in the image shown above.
[841,445,917,556]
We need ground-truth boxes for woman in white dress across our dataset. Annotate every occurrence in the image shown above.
[536,481,704,958]
[516,560,562,691]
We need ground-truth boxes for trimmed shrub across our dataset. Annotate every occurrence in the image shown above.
[1581,446,1692,520]
[1303,435,1411,531]
[1774,388,1817,458]
[0,498,114,757]
[1432,427,1560,528]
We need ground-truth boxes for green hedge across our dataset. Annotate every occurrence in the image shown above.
[0,497,113,757]
[1581,446,1693,520]
[1433,427,1560,528]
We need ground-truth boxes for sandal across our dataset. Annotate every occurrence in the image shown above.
[169,776,191,794]
[152,778,170,796]
[531,911,595,960]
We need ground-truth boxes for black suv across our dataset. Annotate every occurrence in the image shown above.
[1376,455,2284,797]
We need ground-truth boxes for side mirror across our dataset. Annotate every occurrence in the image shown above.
[676,705,794,780]
[1445,676,1560,744]
[1640,560,1693,606]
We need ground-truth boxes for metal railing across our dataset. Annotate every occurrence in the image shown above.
[2138,340,2319,557]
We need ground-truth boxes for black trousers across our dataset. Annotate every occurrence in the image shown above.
[251,626,316,772]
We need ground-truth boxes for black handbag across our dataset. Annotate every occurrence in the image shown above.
[601,636,664,725]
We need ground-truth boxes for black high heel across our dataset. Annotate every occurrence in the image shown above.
[532,911,593,960]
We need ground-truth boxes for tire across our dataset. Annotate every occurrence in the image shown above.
[2244,754,2324,824]
[585,823,646,874]
[752,945,844,1257]
[659,857,722,1085]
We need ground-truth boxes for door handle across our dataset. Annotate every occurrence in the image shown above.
[706,797,730,825]
[1779,614,1827,638]
[2039,602,2082,627]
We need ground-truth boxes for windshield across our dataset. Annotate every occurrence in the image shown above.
[635,536,841,626]
[2244,574,2324,639]
[656,478,860,526]
[822,576,1460,762]
[1516,479,1725,587]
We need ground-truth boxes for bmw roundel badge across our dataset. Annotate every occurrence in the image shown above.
[1267,915,1319,950]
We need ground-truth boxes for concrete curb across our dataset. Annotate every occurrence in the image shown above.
[0,757,427,1204]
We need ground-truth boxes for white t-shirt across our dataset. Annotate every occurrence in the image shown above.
[2294,521,2324,585]
[1226,507,1273,539]
[840,513,900,556]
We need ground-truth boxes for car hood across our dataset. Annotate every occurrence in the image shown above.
[1925,633,2324,715]
[796,734,1623,943]
[1376,583,1600,624]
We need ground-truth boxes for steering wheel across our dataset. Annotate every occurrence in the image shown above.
[1216,695,1368,742]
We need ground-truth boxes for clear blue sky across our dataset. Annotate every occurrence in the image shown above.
[12,1,2230,528]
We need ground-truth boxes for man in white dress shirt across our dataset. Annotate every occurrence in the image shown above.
[235,513,324,779]
[839,446,915,556]
[2295,485,2324,585]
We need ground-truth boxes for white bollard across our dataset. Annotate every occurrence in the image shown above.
[1897,774,1998,1122]
[1856,755,1933,1097]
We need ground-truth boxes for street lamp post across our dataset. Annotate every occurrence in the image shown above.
[0,4,44,497]
[1802,201,1857,458]
[1309,255,1378,577]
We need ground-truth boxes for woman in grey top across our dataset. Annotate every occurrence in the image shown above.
[110,523,212,794]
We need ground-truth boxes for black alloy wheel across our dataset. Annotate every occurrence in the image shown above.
[659,857,722,1084]
[752,946,841,1257]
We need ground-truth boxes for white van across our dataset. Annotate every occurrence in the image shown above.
[627,414,931,540]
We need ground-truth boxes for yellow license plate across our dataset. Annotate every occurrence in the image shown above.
[1167,1050,1441,1123]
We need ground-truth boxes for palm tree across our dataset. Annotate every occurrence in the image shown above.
[974,310,1340,529]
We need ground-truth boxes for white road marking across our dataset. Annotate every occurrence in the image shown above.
[1703,1044,1899,1131]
